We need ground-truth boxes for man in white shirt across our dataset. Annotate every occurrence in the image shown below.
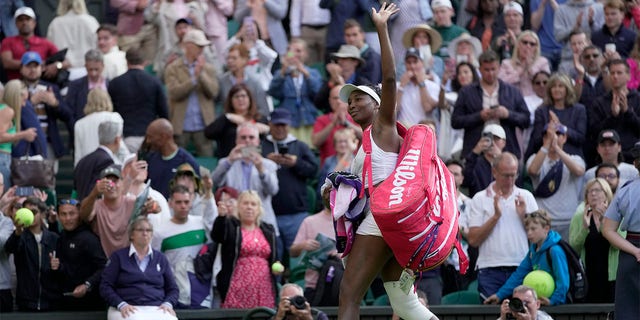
[397,47,440,127]
[96,24,127,81]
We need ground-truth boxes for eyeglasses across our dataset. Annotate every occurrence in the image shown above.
[533,80,548,86]
[134,228,153,233]
[583,54,600,60]
[597,174,618,180]
[59,199,79,206]
[520,40,538,47]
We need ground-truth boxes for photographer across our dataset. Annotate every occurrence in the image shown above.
[498,285,553,320]
[274,283,327,320]
[462,124,507,197]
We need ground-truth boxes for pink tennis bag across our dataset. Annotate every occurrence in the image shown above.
[362,124,469,273]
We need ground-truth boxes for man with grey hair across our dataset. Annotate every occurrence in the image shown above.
[66,49,107,120]
[74,120,123,201]
[498,285,554,320]
[274,283,328,320]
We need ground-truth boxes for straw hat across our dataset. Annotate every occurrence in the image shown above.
[401,24,443,53]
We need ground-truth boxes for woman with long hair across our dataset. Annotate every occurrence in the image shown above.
[524,73,587,160]
[335,3,437,319]
[498,31,550,97]
[204,83,268,158]
[47,0,98,72]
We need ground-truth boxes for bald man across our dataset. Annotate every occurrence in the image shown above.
[144,119,200,198]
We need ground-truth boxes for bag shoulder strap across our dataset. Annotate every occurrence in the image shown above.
[360,122,408,199]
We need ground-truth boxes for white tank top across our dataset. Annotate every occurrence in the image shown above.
[351,137,399,187]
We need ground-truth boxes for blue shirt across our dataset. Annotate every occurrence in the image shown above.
[605,178,640,232]
[531,0,567,52]
[146,148,199,198]
[182,59,205,132]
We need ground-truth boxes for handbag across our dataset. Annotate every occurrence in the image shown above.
[11,143,55,189]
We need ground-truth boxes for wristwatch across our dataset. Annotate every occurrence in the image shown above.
[56,62,63,70]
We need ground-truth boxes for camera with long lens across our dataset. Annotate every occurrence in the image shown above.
[506,297,525,320]
[289,295,307,310]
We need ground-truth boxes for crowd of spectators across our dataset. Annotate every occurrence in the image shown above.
[0,0,639,318]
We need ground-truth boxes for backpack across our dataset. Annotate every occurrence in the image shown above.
[362,124,469,273]
[311,256,344,306]
[545,239,588,303]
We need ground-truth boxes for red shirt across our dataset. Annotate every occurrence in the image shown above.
[312,113,357,166]
[1,36,59,80]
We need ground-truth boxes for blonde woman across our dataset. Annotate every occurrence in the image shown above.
[498,31,550,97]
[47,0,99,72]
[0,80,38,186]
[569,177,621,302]
[73,88,129,166]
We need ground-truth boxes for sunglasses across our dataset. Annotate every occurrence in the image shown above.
[533,80,548,86]
[526,211,550,223]
[520,40,538,47]
[59,199,79,206]
[583,54,600,60]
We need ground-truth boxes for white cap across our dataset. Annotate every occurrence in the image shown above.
[503,1,523,16]
[183,29,211,47]
[339,84,380,105]
[14,7,36,20]
[483,124,506,140]
[431,0,453,9]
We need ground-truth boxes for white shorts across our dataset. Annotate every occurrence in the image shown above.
[107,306,178,320]
[356,211,382,237]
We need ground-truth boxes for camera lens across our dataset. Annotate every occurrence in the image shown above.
[508,297,525,313]
[289,295,306,309]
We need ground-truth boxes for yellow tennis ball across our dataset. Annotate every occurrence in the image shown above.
[271,261,285,273]
[14,208,34,227]
[523,270,555,298]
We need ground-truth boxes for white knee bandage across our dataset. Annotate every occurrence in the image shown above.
[384,281,439,320]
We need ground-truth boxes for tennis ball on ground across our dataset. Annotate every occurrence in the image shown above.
[523,270,555,298]
[14,208,34,227]
[271,261,285,273]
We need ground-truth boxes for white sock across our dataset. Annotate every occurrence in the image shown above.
[384,281,439,320]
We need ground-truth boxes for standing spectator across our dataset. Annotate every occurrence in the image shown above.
[0,1,24,39]
[152,185,212,309]
[344,19,381,84]
[73,89,129,167]
[234,0,288,54]
[4,197,59,311]
[524,73,587,161]
[145,0,190,77]
[432,0,468,59]
[109,48,169,153]
[452,50,530,159]
[531,0,566,71]
[558,31,591,78]
[50,198,107,310]
[492,1,524,61]
[484,209,570,306]
[100,217,179,320]
[268,39,323,145]
[400,24,444,81]
[1,7,67,81]
[317,128,359,198]
[65,49,108,120]
[569,178,619,303]
[466,0,506,51]
[467,153,538,299]
[96,24,127,81]
[318,0,370,62]
[602,141,640,319]
[46,0,99,78]
[591,0,636,59]
[583,130,638,186]
[166,163,217,226]
[397,47,440,127]
[211,123,280,245]
[554,0,605,73]
[218,44,270,118]
[261,108,319,260]
[589,59,640,162]
[143,119,199,199]
[527,124,586,240]
[446,33,484,70]
[205,83,269,159]
[74,120,123,201]
[165,29,219,158]
[388,0,431,63]
[311,84,361,166]
[289,0,331,65]
[498,31,551,97]
[122,154,171,229]
[462,124,508,197]
[204,0,234,65]
[213,190,278,309]
[110,0,157,63]
[0,186,15,312]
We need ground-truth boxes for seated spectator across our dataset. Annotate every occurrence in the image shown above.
[498,31,550,97]
[317,128,359,197]
[50,198,107,310]
[212,190,279,309]
[462,124,507,197]
[485,210,570,306]
[397,48,440,127]
[311,84,361,166]
[569,178,619,303]
[524,73,587,161]
[152,185,212,309]
[165,29,219,158]
[496,285,554,320]
[46,0,99,79]
[315,45,372,114]
[268,39,323,145]
[142,119,199,198]
[96,24,127,81]
[274,283,329,320]
[74,121,124,201]
[591,0,636,59]
[491,1,524,61]
[100,216,178,320]
[527,125,586,240]
[344,19,381,84]
[73,89,129,167]
[583,130,638,187]
[205,83,269,158]
[218,44,270,118]
[66,49,108,120]
[400,24,444,80]
[4,197,59,311]
[1,7,68,81]
[447,33,483,70]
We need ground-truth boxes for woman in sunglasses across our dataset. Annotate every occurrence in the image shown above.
[498,31,550,97]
